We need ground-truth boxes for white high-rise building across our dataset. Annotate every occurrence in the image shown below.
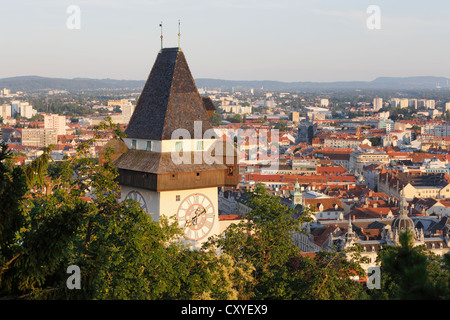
[320,99,329,107]
[121,103,136,124]
[445,102,450,112]
[373,98,383,111]
[399,99,409,109]
[44,114,66,136]
[1,88,10,97]
[19,102,37,119]
[0,104,11,119]
[426,99,436,109]
[9,101,37,119]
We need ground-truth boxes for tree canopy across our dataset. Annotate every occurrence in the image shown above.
[1,123,450,300]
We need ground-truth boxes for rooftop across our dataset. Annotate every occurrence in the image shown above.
[124,47,212,141]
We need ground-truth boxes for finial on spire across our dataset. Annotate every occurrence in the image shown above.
[159,21,163,50]
[399,188,408,216]
[178,19,181,49]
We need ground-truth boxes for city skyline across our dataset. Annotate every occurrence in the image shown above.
[2,0,450,82]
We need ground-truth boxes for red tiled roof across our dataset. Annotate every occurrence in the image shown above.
[219,215,242,221]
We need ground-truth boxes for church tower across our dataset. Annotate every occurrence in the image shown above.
[291,180,303,208]
[385,189,420,246]
[114,47,238,249]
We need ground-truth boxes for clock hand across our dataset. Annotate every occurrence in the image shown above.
[184,207,206,228]
[185,208,200,227]
[198,208,206,217]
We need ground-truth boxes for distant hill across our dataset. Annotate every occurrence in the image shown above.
[0,76,145,92]
[0,75,449,92]
[195,76,450,91]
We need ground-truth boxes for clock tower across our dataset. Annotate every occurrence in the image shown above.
[113,47,238,249]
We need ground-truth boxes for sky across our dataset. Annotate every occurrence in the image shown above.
[1,0,450,82]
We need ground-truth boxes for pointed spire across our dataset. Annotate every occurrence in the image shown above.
[399,188,408,216]
[294,179,301,193]
[344,216,356,247]
[124,48,213,140]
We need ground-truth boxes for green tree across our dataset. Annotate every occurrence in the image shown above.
[374,231,449,300]
[0,142,29,293]
[369,136,382,147]
[286,249,368,300]
[0,121,252,300]
[210,113,222,126]
[227,114,243,123]
[0,141,90,299]
[205,184,313,299]
[274,122,287,131]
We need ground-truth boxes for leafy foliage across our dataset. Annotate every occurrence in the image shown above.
[373,231,450,300]
[2,126,450,300]
[0,122,253,300]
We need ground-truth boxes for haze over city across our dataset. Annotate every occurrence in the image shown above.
[2,0,450,82]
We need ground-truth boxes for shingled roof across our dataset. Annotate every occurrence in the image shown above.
[113,149,227,174]
[202,97,216,112]
[125,47,213,140]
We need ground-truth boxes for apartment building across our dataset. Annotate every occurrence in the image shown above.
[378,171,450,201]
[22,128,58,147]
[373,98,383,111]
[349,149,389,174]
[44,114,66,136]
[323,136,371,149]
[423,124,450,138]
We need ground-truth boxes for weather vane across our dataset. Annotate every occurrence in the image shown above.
[159,21,163,50]
[178,19,181,49]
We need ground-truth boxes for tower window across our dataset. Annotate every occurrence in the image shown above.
[176,195,180,201]
[175,141,183,152]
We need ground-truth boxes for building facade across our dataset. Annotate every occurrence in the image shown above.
[349,149,389,175]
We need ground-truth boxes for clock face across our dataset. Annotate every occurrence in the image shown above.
[177,193,215,241]
[125,190,148,213]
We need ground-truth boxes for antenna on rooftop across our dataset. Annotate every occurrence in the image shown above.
[159,21,163,50]
[178,19,181,49]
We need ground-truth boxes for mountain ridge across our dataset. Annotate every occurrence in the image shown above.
[0,75,448,92]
